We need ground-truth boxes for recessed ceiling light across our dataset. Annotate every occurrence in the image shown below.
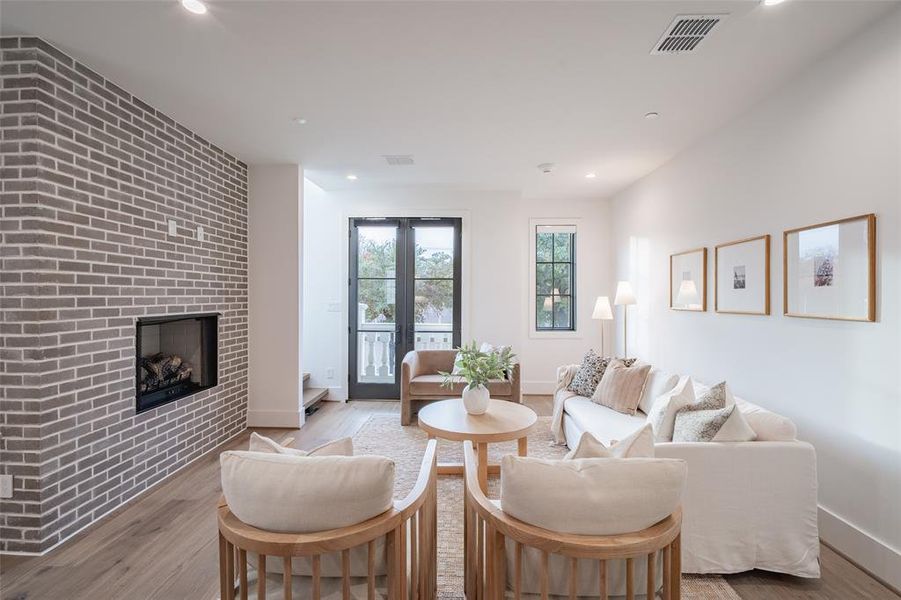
[644,112,659,120]
[181,0,208,15]
[585,173,597,179]
[346,174,358,181]
[291,117,307,125]
[763,0,786,5]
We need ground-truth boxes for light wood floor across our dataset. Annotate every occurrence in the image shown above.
[0,398,896,600]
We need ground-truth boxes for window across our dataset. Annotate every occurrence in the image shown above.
[535,224,576,331]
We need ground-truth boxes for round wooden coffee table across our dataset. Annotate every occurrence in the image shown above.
[417,398,538,493]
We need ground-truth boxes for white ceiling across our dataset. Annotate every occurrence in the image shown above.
[2,1,896,199]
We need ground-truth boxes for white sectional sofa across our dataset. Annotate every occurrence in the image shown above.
[552,367,821,578]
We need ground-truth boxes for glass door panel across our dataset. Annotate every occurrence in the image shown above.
[350,222,401,398]
[349,218,461,399]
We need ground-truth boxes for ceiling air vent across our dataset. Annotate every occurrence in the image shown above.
[382,154,415,166]
[651,14,725,55]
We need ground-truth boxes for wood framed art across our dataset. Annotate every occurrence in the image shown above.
[715,235,770,315]
[670,247,707,311]
[783,213,876,322]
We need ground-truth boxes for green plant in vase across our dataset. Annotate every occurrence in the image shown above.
[440,341,516,415]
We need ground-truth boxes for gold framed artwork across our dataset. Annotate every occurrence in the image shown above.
[783,213,876,322]
[670,247,707,311]
[715,235,770,315]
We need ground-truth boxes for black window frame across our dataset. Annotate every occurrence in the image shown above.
[535,227,577,331]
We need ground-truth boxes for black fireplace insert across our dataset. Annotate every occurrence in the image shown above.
[135,313,219,413]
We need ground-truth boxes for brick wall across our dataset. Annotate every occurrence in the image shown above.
[0,37,248,553]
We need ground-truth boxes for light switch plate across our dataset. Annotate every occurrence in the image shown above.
[0,475,12,499]
[168,219,177,236]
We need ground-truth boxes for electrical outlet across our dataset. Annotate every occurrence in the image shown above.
[168,219,177,236]
[326,368,335,379]
[0,475,13,499]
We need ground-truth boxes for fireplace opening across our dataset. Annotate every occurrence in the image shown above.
[135,313,219,414]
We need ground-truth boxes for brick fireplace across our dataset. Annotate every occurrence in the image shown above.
[0,37,248,552]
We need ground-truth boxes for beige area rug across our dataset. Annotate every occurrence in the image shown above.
[352,414,741,600]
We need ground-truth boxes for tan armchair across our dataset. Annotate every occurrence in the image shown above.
[218,440,438,600]
[462,441,684,600]
[401,350,521,425]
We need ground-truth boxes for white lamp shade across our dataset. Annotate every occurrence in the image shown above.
[676,280,700,305]
[614,281,636,306]
[592,296,613,320]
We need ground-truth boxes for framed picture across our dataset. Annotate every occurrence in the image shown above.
[670,248,707,311]
[715,235,770,315]
[783,214,876,322]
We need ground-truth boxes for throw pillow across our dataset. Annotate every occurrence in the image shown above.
[451,352,464,375]
[637,367,679,415]
[671,381,755,442]
[566,350,608,397]
[564,424,655,459]
[591,359,652,415]
[646,377,696,442]
[673,405,734,442]
[249,432,354,457]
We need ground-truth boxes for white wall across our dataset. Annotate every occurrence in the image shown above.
[302,183,613,399]
[249,164,305,428]
[610,10,901,587]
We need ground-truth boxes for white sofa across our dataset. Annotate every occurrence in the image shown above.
[552,368,820,579]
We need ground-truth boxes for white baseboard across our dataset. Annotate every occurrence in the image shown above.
[819,505,901,592]
[522,380,555,395]
[246,409,303,428]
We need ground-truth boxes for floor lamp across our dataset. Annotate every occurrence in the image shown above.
[591,296,613,356]
[614,281,636,358]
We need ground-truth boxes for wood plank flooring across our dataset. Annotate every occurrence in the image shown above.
[0,398,896,600]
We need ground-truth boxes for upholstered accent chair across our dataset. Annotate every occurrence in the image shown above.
[401,350,521,425]
[462,441,685,600]
[217,440,438,600]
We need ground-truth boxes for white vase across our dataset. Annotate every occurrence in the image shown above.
[462,384,490,415]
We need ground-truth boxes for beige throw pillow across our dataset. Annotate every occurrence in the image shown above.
[564,424,655,459]
[249,432,354,457]
[591,359,652,415]
[646,377,696,442]
[638,368,679,415]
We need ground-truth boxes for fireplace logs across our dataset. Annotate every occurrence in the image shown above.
[140,353,193,393]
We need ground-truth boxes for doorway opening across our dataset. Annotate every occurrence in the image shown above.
[348,217,462,399]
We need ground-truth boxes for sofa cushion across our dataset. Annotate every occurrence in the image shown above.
[563,396,647,444]
[592,359,651,415]
[564,424,655,459]
[220,451,394,533]
[638,367,679,415]
[409,374,511,396]
[501,455,686,535]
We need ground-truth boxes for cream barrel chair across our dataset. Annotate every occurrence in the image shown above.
[217,439,438,600]
[462,441,685,600]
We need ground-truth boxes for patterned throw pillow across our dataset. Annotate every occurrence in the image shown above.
[566,350,607,397]
[567,351,637,397]
[672,381,733,442]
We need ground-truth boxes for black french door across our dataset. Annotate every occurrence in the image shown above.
[348,217,462,399]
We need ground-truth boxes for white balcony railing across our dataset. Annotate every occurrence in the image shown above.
[357,305,453,384]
